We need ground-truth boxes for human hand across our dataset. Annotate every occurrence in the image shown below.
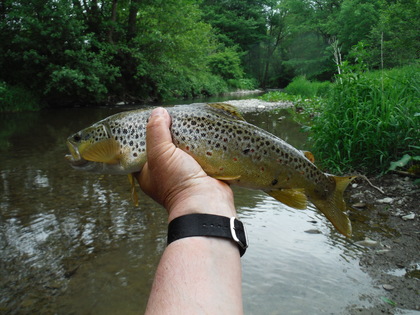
[136,107,236,222]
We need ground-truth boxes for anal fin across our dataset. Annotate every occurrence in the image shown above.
[268,188,307,209]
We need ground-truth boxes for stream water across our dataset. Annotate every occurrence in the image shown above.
[1,99,383,314]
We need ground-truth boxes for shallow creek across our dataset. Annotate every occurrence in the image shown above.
[1,102,384,314]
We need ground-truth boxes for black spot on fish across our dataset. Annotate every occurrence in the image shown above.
[242,148,250,154]
[129,140,133,146]
[191,121,197,126]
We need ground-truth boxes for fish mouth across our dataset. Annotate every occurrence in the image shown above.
[65,140,88,167]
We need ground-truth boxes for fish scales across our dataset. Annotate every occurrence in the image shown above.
[169,105,324,192]
[66,103,355,237]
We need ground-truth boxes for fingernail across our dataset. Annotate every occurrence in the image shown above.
[150,107,165,117]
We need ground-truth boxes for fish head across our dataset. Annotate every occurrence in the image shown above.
[65,123,122,173]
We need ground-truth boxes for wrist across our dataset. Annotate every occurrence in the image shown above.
[167,213,248,257]
[166,181,236,223]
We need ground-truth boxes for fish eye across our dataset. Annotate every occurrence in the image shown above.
[73,134,82,142]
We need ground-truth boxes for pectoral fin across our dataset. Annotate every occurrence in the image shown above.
[268,188,307,209]
[81,138,121,164]
[128,173,139,206]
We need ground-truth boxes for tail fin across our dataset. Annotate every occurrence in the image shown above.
[310,176,357,237]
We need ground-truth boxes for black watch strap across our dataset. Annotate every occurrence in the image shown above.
[167,213,248,257]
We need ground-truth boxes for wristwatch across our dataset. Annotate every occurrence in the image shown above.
[167,213,248,257]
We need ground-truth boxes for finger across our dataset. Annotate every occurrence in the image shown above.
[146,107,173,150]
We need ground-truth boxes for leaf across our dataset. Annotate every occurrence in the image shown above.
[388,154,412,171]
[380,296,397,306]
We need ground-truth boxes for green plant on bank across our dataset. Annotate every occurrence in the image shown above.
[260,77,329,125]
[388,149,420,184]
[310,65,419,174]
[284,76,332,99]
[259,91,295,102]
[262,66,419,175]
[0,82,42,113]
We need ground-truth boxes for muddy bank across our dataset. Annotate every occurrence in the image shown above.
[347,174,420,314]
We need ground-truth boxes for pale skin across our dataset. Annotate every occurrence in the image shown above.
[136,107,243,315]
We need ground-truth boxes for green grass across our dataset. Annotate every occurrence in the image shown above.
[310,65,419,174]
[284,76,332,98]
[261,67,419,175]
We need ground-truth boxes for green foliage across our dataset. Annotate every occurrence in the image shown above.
[310,66,420,174]
[0,0,418,110]
[388,153,420,172]
[284,76,332,98]
[0,82,42,112]
[259,91,295,102]
[369,0,420,68]
[208,47,245,80]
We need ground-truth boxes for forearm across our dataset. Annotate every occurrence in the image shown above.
[145,191,243,315]
[145,236,243,314]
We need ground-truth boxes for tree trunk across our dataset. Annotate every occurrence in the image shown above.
[108,0,118,44]
[127,0,140,42]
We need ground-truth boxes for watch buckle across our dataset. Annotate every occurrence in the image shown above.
[230,217,248,250]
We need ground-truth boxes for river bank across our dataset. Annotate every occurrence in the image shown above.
[348,174,419,314]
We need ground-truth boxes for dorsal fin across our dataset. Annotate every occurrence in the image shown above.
[207,103,246,121]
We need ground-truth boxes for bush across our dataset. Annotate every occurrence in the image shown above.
[0,82,42,112]
[310,65,419,174]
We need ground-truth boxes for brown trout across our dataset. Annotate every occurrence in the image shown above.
[66,103,355,237]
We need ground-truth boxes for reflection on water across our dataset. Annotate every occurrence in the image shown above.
[1,102,382,314]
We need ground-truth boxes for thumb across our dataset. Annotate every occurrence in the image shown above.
[146,107,173,151]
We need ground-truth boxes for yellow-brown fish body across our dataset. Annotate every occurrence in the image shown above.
[66,103,355,236]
